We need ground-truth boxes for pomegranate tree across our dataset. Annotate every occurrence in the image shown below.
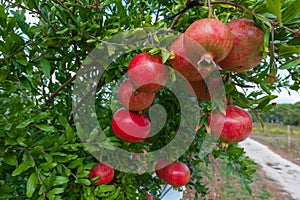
[111,108,151,142]
[89,162,114,185]
[184,18,233,63]
[209,105,253,143]
[219,18,264,72]
[128,52,169,93]
[118,79,155,111]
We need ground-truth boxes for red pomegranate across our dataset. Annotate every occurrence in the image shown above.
[219,18,264,72]
[186,74,224,101]
[155,160,172,181]
[145,193,154,200]
[163,162,191,187]
[128,52,169,93]
[169,34,215,81]
[208,105,252,143]
[111,108,151,142]
[118,80,155,111]
[89,162,114,185]
[185,18,233,63]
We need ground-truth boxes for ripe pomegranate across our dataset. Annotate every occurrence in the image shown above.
[155,160,172,181]
[208,105,252,143]
[219,18,264,72]
[118,80,155,111]
[163,162,191,187]
[169,34,215,81]
[185,18,233,63]
[145,193,154,200]
[89,162,114,185]
[128,52,169,93]
[111,108,151,142]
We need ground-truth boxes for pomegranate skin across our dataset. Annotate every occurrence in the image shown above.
[145,193,154,200]
[128,52,169,94]
[155,160,172,181]
[164,162,191,187]
[219,18,264,72]
[89,162,114,185]
[169,34,213,81]
[118,80,155,111]
[111,108,151,142]
[185,18,233,63]
[209,105,252,143]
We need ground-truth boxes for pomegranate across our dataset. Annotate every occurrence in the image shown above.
[186,75,224,101]
[185,18,233,63]
[169,34,215,81]
[208,105,252,143]
[89,162,114,185]
[111,108,151,142]
[118,80,155,111]
[219,18,264,72]
[163,162,191,187]
[155,160,172,181]
[128,52,169,93]
[145,193,154,200]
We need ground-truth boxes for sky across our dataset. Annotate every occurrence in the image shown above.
[22,11,300,104]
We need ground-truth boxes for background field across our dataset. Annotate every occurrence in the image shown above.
[183,123,300,200]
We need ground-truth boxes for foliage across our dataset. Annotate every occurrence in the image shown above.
[255,102,300,125]
[0,0,299,199]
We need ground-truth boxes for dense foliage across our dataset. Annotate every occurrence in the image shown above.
[259,102,300,125]
[0,0,299,199]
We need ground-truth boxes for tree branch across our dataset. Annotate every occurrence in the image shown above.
[45,74,77,105]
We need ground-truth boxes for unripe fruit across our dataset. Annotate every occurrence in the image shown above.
[208,105,252,143]
[118,80,155,111]
[128,52,169,93]
[185,18,233,63]
[89,162,114,185]
[111,108,151,142]
[219,18,264,72]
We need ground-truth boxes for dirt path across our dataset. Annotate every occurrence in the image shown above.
[239,138,300,200]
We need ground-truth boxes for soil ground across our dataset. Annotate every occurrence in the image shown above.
[182,136,300,200]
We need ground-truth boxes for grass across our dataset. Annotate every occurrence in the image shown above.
[251,123,300,155]
[253,123,300,135]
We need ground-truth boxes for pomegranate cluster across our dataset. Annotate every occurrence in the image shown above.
[89,17,264,191]
[169,18,264,144]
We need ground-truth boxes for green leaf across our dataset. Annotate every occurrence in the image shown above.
[280,58,299,69]
[66,124,74,142]
[16,118,34,128]
[0,66,8,82]
[56,28,69,34]
[39,162,57,171]
[26,172,38,197]
[35,124,57,133]
[53,176,69,186]
[40,59,51,78]
[282,0,300,24]
[95,185,116,193]
[4,153,18,166]
[47,188,64,196]
[278,45,300,57]
[12,160,35,176]
[161,48,171,63]
[266,0,282,24]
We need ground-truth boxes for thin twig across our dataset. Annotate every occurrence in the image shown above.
[45,74,77,105]
[155,3,161,23]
